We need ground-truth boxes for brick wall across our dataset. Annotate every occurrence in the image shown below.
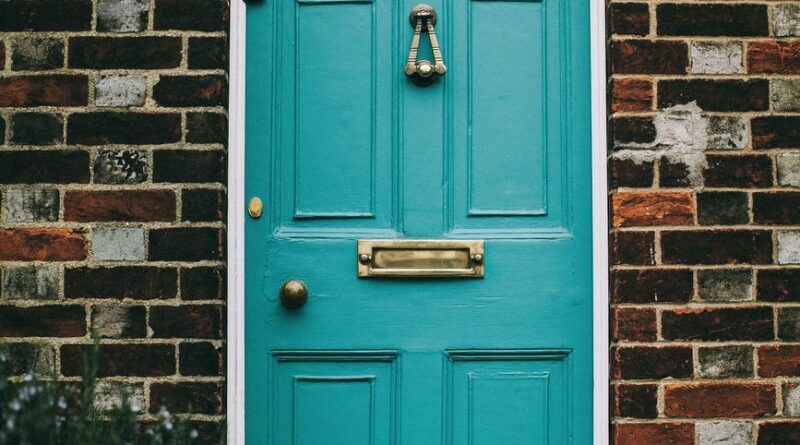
[0,0,228,439]
[609,2,800,444]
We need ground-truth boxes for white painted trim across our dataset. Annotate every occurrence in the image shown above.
[225,0,610,442]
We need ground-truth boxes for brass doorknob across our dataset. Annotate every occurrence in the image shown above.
[279,279,308,309]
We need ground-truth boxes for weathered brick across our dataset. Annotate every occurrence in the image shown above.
[65,267,177,300]
[181,267,226,301]
[0,305,86,337]
[0,229,87,261]
[1,265,59,300]
[748,41,800,74]
[758,269,800,302]
[698,269,753,302]
[153,150,226,183]
[0,75,88,107]
[690,42,743,75]
[778,154,800,187]
[69,37,181,69]
[697,192,749,226]
[704,155,772,188]
[188,37,228,70]
[91,304,146,338]
[778,232,800,264]
[772,80,800,112]
[613,308,657,342]
[753,117,800,149]
[610,3,649,36]
[658,80,769,112]
[91,228,145,261]
[2,189,59,222]
[94,75,146,108]
[68,113,181,145]
[779,308,800,341]
[612,231,655,265]
[186,112,227,145]
[93,150,148,184]
[774,4,800,37]
[664,383,776,418]
[662,307,774,341]
[657,4,768,37]
[613,423,694,445]
[94,381,145,412]
[0,151,89,184]
[612,269,693,304]
[97,0,149,32]
[180,342,223,376]
[698,346,754,379]
[613,346,693,380]
[153,75,226,107]
[661,231,773,265]
[612,192,693,227]
[758,423,800,445]
[613,384,657,419]
[183,188,225,223]
[64,190,176,222]
[659,160,693,188]
[612,117,656,146]
[0,0,92,31]
[154,0,227,31]
[61,344,175,377]
[11,37,64,70]
[611,78,653,112]
[150,305,224,339]
[707,116,748,150]
[753,193,800,225]
[759,346,800,377]
[698,421,753,445]
[150,382,223,415]
[611,158,654,188]
[784,384,800,417]
[611,40,688,75]
[6,343,55,375]
[10,113,63,146]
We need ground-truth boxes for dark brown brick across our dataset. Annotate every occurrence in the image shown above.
[0,0,92,31]
[153,150,226,183]
[150,305,224,339]
[697,192,749,226]
[65,267,178,300]
[614,423,694,445]
[183,188,225,222]
[612,192,694,227]
[612,231,656,265]
[612,117,656,145]
[753,193,800,225]
[659,159,691,188]
[91,305,147,339]
[611,159,654,188]
[657,4,768,37]
[658,80,768,112]
[759,346,800,377]
[187,113,228,145]
[748,41,800,75]
[11,37,64,71]
[664,383,776,418]
[0,305,86,337]
[6,343,55,375]
[150,382,223,415]
[64,190,176,222]
[188,37,228,70]
[68,113,181,146]
[149,228,224,262]
[0,229,87,261]
[61,344,175,377]
[752,116,800,149]
[10,113,63,146]
[0,42,4,70]
[180,342,223,376]
[758,270,800,302]
[0,75,88,107]
[662,307,774,341]
[613,347,693,380]
[613,384,658,419]
[613,308,657,342]
[704,155,773,188]
[612,269,693,304]
[610,3,649,36]
[611,78,653,112]
[661,231,773,265]
[153,75,226,107]
[181,267,226,301]
[0,151,89,184]
[758,423,800,445]
[611,40,688,75]
[154,0,228,31]
[68,37,181,69]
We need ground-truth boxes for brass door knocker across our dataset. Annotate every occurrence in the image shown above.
[405,4,447,87]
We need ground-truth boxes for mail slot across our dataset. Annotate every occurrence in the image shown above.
[357,240,484,278]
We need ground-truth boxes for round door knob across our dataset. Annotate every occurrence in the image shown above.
[279,279,308,309]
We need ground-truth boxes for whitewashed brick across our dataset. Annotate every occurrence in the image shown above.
[95,75,146,108]
[92,228,145,261]
[778,231,800,264]
[691,42,744,75]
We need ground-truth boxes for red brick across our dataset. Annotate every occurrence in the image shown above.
[612,192,694,227]
[64,190,176,222]
[0,306,86,337]
[611,40,688,75]
[150,382,223,415]
[611,78,653,112]
[664,383,776,418]
[613,346,693,380]
[704,155,773,188]
[0,75,88,107]
[759,346,800,377]
[753,116,800,149]
[613,384,657,419]
[60,344,175,377]
[153,75,226,107]
[613,307,657,342]
[150,305,224,339]
[610,3,649,36]
[614,423,694,445]
[612,269,693,304]
[0,229,87,261]
[748,41,800,74]
[662,307,774,341]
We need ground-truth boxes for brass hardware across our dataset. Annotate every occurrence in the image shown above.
[405,4,447,87]
[279,279,308,309]
[248,197,263,219]
[357,240,484,278]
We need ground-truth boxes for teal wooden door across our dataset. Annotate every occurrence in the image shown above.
[245,0,593,443]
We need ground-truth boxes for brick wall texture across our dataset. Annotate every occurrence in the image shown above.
[609,1,800,444]
[0,0,228,440]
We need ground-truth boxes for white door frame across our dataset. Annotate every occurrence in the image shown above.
[225,0,609,442]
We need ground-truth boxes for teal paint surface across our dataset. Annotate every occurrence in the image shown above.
[246,0,592,443]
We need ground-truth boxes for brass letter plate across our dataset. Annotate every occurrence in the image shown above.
[357,240,484,278]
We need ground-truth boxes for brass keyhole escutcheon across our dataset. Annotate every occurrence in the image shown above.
[280,279,308,309]
[248,197,263,219]
[404,4,447,87]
